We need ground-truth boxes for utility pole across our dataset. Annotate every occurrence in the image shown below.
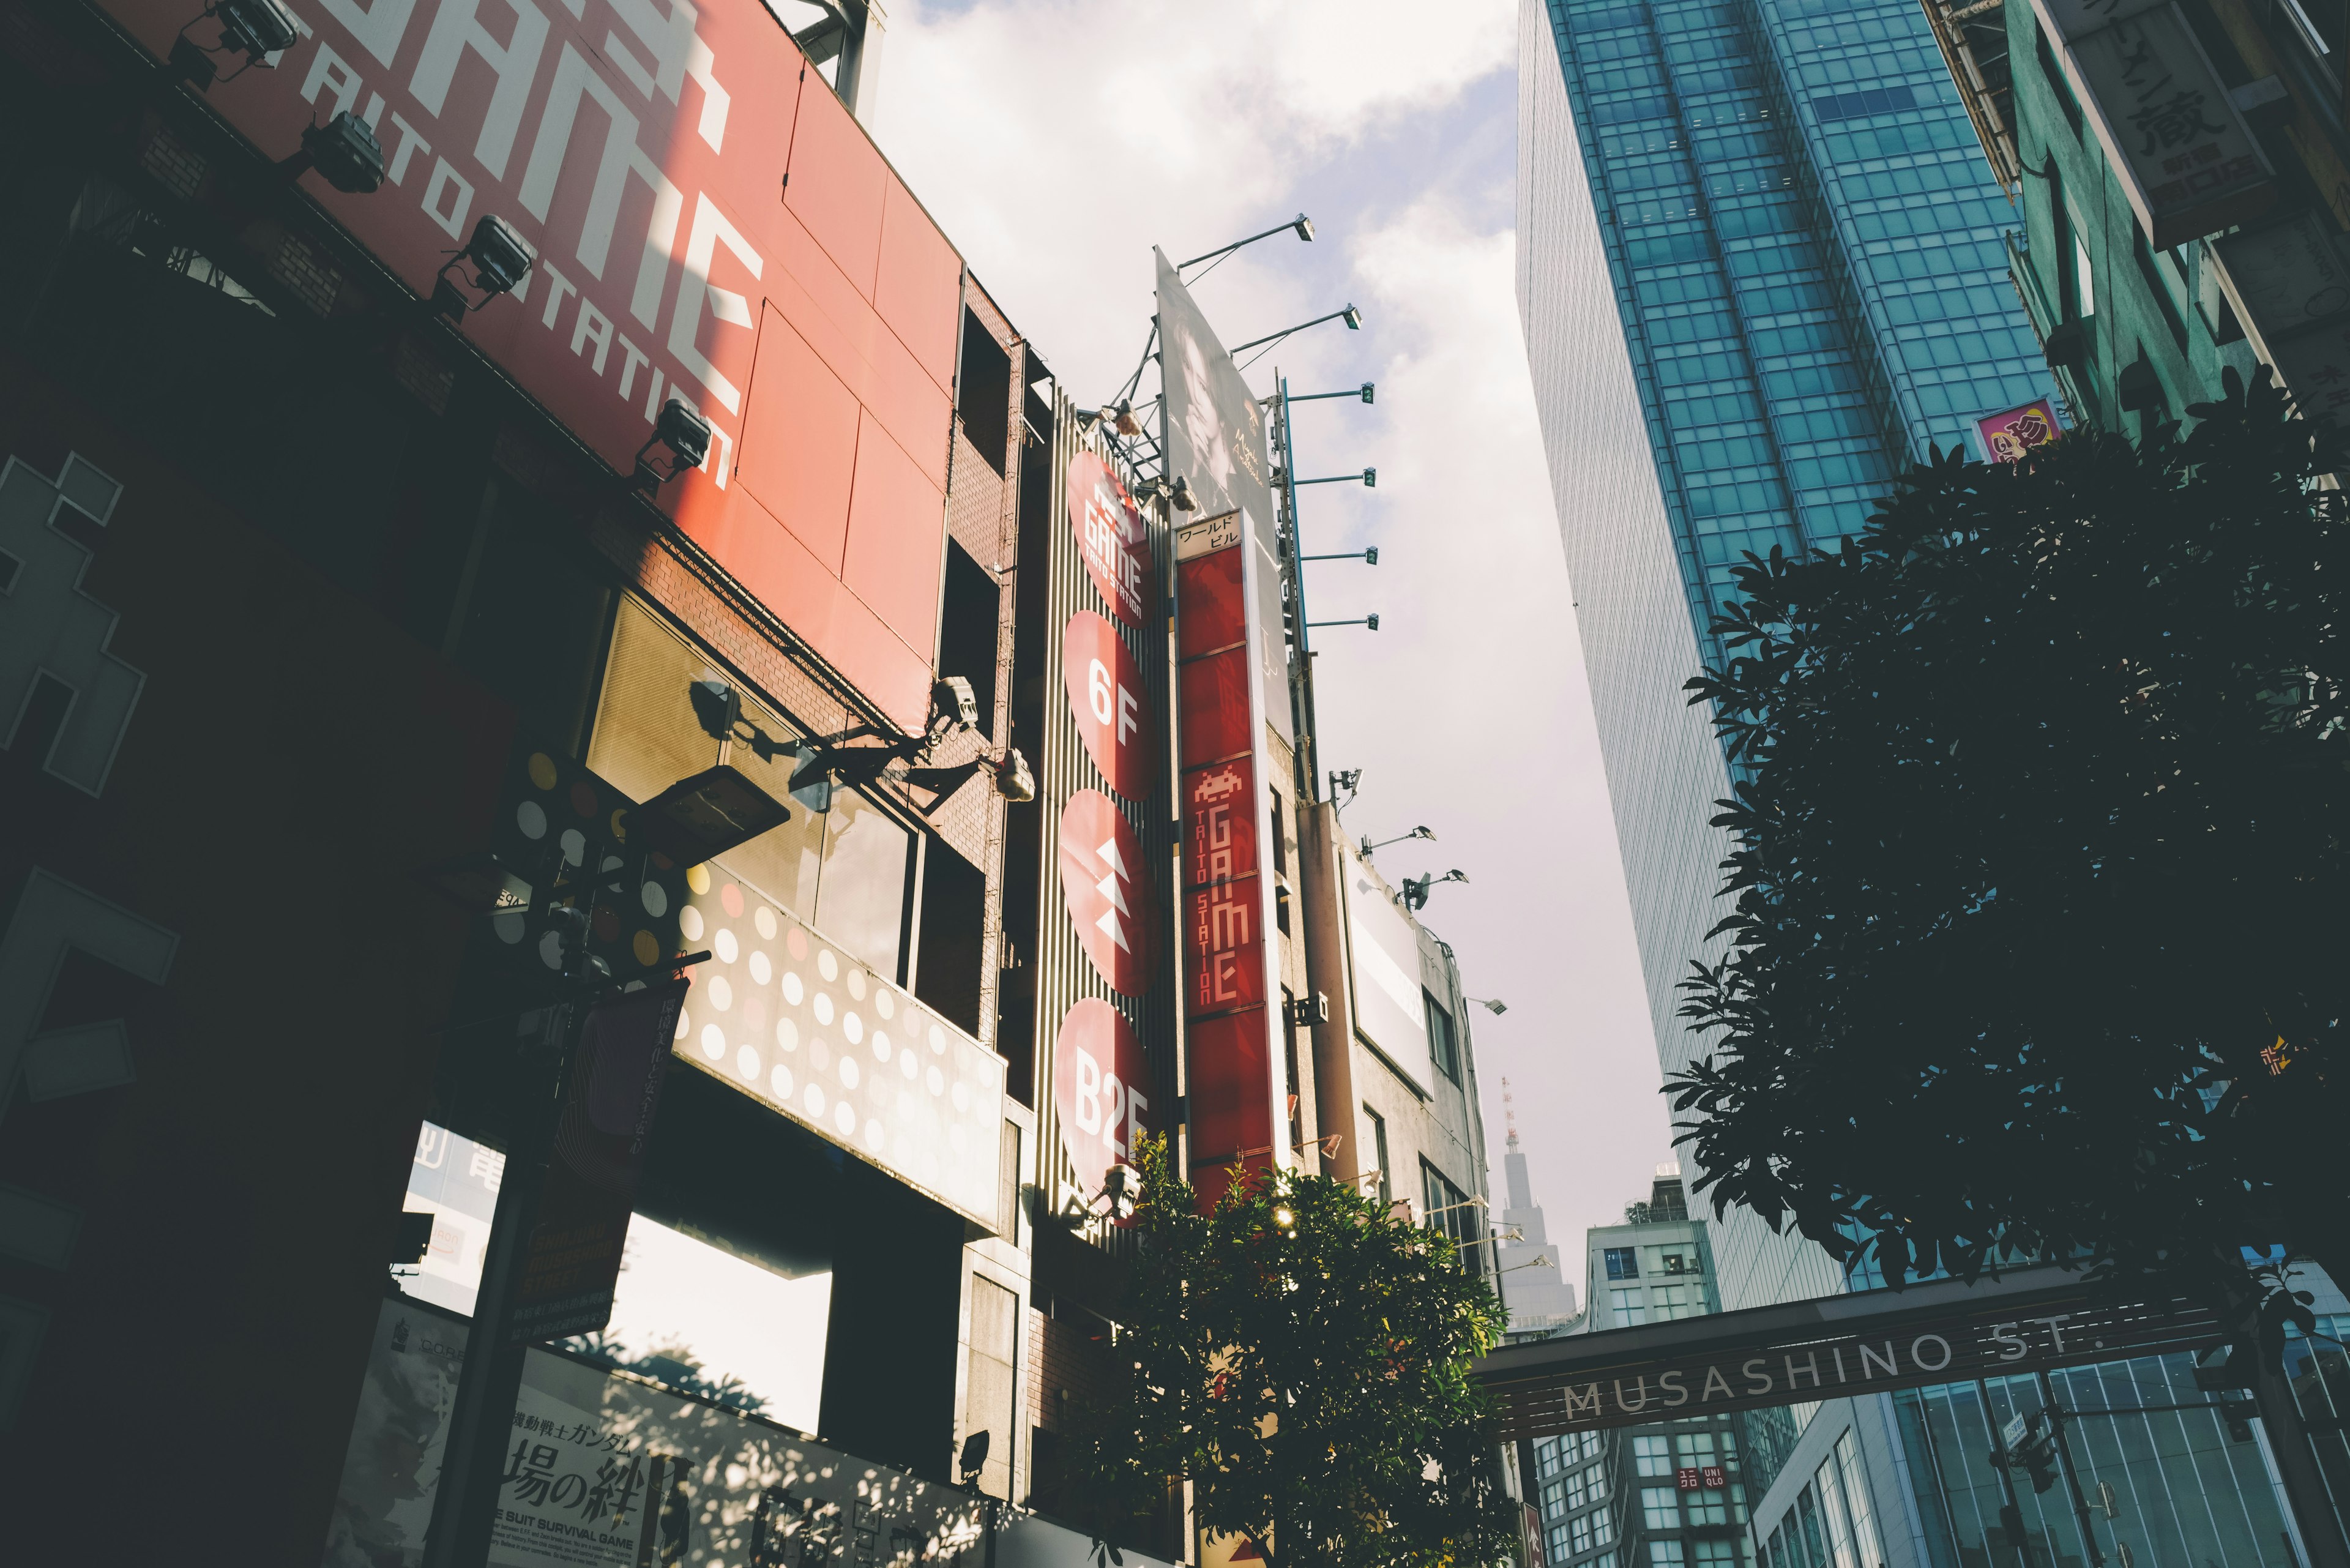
[2036,1373,2106,1568]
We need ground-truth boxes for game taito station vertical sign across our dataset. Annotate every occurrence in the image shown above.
[1175,509,1283,1211]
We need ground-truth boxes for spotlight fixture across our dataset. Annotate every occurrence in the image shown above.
[1170,474,1198,512]
[993,747,1037,803]
[1401,868,1468,911]
[957,1431,991,1487]
[1272,1205,1296,1231]
[632,399,712,491]
[1328,769,1362,806]
[1341,305,1363,330]
[1361,826,1436,857]
[176,0,297,82]
[932,676,980,733]
[279,112,387,194]
[1294,214,1316,243]
[1469,997,1507,1016]
[1112,399,1144,438]
[433,214,534,317]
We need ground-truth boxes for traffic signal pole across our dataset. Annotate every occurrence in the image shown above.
[2038,1373,2106,1568]
[1980,1379,2034,1568]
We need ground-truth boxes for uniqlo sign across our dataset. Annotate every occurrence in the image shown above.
[1173,507,1282,1208]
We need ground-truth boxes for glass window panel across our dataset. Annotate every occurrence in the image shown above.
[1644,1487,1680,1529]
[1832,1432,1884,1568]
[1637,1434,1675,1476]
[811,785,910,979]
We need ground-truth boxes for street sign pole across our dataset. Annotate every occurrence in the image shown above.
[1981,1380,2032,1568]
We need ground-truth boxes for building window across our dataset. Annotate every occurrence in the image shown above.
[1610,1286,1646,1327]
[1581,1431,1605,1462]
[1365,1105,1392,1208]
[1634,1434,1674,1476]
[1572,1515,1597,1555]
[1651,1285,1695,1321]
[1537,1435,1569,1481]
[1658,1248,1700,1275]
[1593,1510,1614,1547]
[1642,1487,1680,1529]
[1424,989,1460,1081]
[1422,1162,1483,1276]
[1833,1432,1886,1568]
[1605,1247,1641,1280]
[1694,1544,1739,1568]
[1649,1542,1686,1568]
[2035,22,2085,136]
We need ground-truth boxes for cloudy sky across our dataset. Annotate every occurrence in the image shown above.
[867,0,1678,1265]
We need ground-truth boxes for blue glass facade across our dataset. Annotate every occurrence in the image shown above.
[1534,0,2051,667]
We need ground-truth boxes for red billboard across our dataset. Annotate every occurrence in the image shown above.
[1173,512,1283,1209]
[105,0,964,728]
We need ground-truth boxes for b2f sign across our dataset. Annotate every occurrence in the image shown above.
[1053,998,1152,1207]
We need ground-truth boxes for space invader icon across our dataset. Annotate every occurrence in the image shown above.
[0,452,145,796]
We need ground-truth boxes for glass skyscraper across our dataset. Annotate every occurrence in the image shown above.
[1516,1,2340,1563]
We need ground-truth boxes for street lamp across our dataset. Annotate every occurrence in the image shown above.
[1229,305,1363,359]
[1361,826,1435,857]
[1468,997,1507,1016]
[1177,212,1316,274]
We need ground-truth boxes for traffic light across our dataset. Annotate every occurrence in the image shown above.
[2005,1410,2060,1493]
[1999,1503,2028,1549]
[2222,1400,2258,1443]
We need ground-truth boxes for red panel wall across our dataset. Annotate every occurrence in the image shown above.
[88,0,969,729]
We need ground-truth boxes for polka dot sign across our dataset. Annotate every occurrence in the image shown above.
[668,868,1007,1231]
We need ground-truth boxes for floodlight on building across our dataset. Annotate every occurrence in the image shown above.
[1169,474,1198,512]
[1360,826,1435,857]
[932,676,979,733]
[175,0,297,81]
[1401,868,1467,911]
[632,399,712,491]
[1177,213,1317,274]
[1111,399,1144,437]
[1306,614,1378,631]
[957,1431,990,1485]
[278,112,386,193]
[1229,306,1365,357]
[433,215,535,316]
[1300,547,1377,564]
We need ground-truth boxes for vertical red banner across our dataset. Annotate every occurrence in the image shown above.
[1174,512,1283,1211]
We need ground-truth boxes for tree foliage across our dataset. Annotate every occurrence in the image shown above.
[1075,1138,1515,1568]
[1668,368,2349,1305]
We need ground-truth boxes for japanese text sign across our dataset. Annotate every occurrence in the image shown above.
[1975,399,2061,463]
[2041,0,2274,249]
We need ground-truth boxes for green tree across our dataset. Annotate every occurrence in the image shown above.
[1075,1137,1516,1568]
[1666,370,2348,1558]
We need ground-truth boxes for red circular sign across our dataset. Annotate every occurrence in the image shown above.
[1062,610,1154,801]
[1054,999,1154,1201]
[1058,790,1155,996]
[1067,451,1151,626]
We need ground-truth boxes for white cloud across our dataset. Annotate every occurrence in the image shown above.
[876,0,1673,1272]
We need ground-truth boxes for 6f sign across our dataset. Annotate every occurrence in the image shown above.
[1063,610,1152,800]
